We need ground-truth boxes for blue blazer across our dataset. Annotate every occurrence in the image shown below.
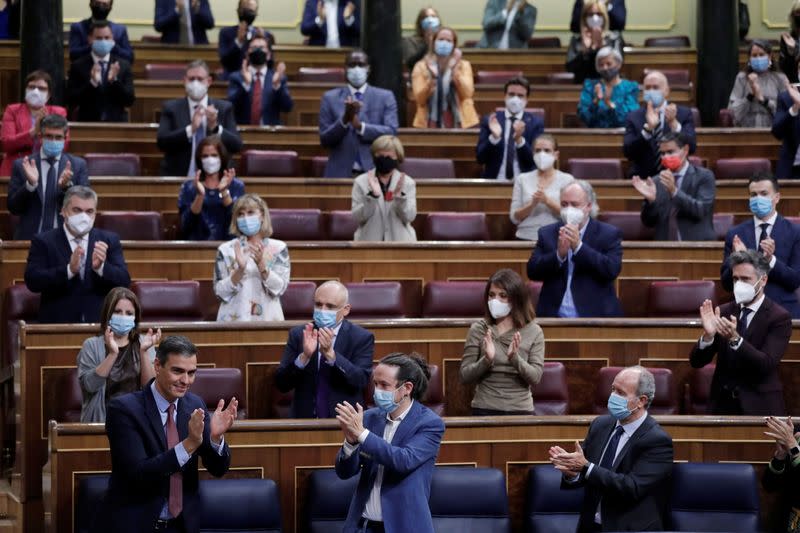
[623,104,697,179]
[319,86,398,178]
[476,110,543,179]
[300,0,360,46]
[154,0,214,45]
[68,18,134,63]
[527,218,623,317]
[722,215,800,318]
[7,153,90,240]
[227,70,293,126]
[217,25,274,78]
[773,91,800,179]
[23,227,131,323]
[275,320,374,418]
[335,401,445,533]
[98,383,231,533]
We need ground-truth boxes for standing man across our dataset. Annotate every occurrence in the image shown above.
[218,0,274,79]
[632,131,716,241]
[476,76,543,180]
[275,281,374,418]
[478,0,538,49]
[722,172,800,318]
[68,0,134,63]
[550,366,673,532]
[155,0,214,45]
[335,352,445,533]
[300,0,360,48]
[691,250,792,416]
[319,50,398,178]
[100,335,237,533]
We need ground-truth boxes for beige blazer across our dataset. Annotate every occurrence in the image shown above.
[411,56,479,129]
[351,170,417,242]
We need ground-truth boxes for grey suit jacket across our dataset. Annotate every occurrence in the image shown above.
[640,164,716,241]
[478,0,537,49]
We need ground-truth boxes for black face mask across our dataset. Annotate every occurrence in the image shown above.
[90,3,111,20]
[248,48,267,66]
[239,9,256,25]
[374,155,398,175]
[267,58,275,70]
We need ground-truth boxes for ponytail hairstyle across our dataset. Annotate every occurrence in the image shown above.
[378,352,430,401]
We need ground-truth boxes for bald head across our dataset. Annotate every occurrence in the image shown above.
[643,71,670,97]
[316,281,349,306]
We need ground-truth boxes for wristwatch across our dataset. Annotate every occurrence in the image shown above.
[728,336,742,348]
[790,445,800,458]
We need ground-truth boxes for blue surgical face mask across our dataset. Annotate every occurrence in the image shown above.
[346,66,368,88]
[750,56,770,73]
[108,314,136,336]
[91,38,115,57]
[42,139,64,158]
[373,387,400,413]
[643,89,665,108]
[607,392,637,420]
[749,195,773,218]
[434,39,454,57]
[236,214,261,236]
[421,16,440,31]
[313,308,338,329]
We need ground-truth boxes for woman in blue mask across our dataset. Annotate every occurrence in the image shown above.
[77,287,161,422]
[213,193,290,322]
[402,6,442,72]
[411,26,478,129]
[728,39,789,127]
[565,0,624,85]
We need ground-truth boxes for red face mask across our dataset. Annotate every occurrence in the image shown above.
[660,153,683,172]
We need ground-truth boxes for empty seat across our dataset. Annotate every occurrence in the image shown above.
[532,362,569,415]
[528,36,561,48]
[545,72,574,84]
[280,281,317,320]
[718,108,734,127]
[131,281,204,322]
[95,211,162,240]
[597,211,655,240]
[713,213,735,241]
[691,106,702,127]
[647,280,716,318]
[475,70,523,85]
[297,67,344,82]
[305,469,359,533]
[670,463,760,532]
[84,153,141,176]
[191,368,247,419]
[240,150,300,177]
[327,210,358,241]
[198,478,282,533]
[429,467,510,533]
[715,158,771,179]
[311,155,329,177]
[421,281,485,318]
[144,63,186,80]
[269,209,324,240]
[345,282,405,319]
[567,158,623,180]
[686,363,715,414]
[399,157,456,179]
[196,279,220,321]
[57,368,82,423]
[527,281,543,310]
[423,212,489,240]
[526,465,583,533]
[75,474,110,533]
[593,366,677,415]
[688,155,707,167]
[2,284,40,367]
[644,35,691,47]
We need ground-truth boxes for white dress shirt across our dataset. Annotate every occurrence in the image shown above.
[90,51,112,87]
[28,149,62,232]
[753,211,779,269]
[498,4,519,49]
[315,0,354,48]
[640,101,683,140]
[490,109,526,181]
[240,65,268,92]
[64,224,105,279]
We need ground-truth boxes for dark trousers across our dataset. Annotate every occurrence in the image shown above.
[358,518,385,533]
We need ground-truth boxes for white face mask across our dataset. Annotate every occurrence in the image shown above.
[733,278,763,305]
[25,88,47,108]
[487,298,512,319]
[560,206,585,226]
[201,156,221,175]
[505,95,525,115]
[67,212,94,237]
[534,152,555,171]
[185,79,208,101]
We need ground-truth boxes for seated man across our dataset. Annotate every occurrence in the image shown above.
[527,180,623,317]
[227,34,292,126]
[300,0,360,47]
[319,49,398,177]
[632,131,716,241]
[623,70,696,179]
[275,280,374,418]
[23,186,131,323]
[773,74,800,180]
[7,114,89,240]
[67,20,135,122]
[68,0,134,63]
[722,172,800,318]
[218,0,274,79]
[477,76,543,180]
[154,0,214,45]
[691,249,792,415]
[157,60,242,177]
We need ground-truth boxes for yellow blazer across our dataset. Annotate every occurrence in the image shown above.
[411,57,479,129]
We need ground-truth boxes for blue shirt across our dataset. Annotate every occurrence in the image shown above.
[557,221,589,318]
[177,177,245,240]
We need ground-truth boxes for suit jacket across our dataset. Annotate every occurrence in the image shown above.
[227,70,293,126]
[68,18,134,63]
[23,227,131,323]
[772,91,800,179]
[335,401,445,533]
[154,0,214,45]
[478,0,537,49]
[156,97,242,176]
[7,153,90,240]
[98,383,231,533]
[476,110,544,179]
[319,86,398,178]
[0,103,68,176]
[527,218,623,317]
[562,414,673,532]
[67,53,135,122]
[722,216,800,318]
[690,298,791,415]
[217,25,274,78]
[570,0,626,33]
[640,164,716,241]
[300,0,360,47]
[623,104,697,179]
[274,320,374,418]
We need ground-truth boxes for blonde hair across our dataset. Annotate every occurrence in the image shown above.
[370,135,405,163]
[229,193,273,237]
[581,0,609,31]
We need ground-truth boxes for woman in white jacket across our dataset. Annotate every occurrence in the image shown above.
[351,135,417,242]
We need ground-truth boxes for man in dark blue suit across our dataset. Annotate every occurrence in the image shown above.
[318,50,398,177]
[300,0,360,47]
[7,114,90,240]
[227,34,292,126]
[154,0,214,45]
[23,186,130,323]
[722,173,800,318]
[217,0,274,79]
[68,0,134,62]
[275,281,374,418]
[100,335,237,533]
[476,76,544,180]
[335,352,445,533]
[623,71,696,179]
[772,81,800,180]
[528,180,623,317]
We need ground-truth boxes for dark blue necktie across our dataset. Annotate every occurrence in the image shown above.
[737,307,752,337]
[758,222,770,245]
[599,426,625,470]
[40,157,58,231]
[505,117,517,180]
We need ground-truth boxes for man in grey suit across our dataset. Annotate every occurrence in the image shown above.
[633,131,716,241]
[318,49,398,178]
[478,0,537,49]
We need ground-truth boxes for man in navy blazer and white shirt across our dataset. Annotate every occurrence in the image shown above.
[772,80,800,180]
[217,0,274,79]
[476,76,544,180]
[300,0,360,47]
[154,0,214,45]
